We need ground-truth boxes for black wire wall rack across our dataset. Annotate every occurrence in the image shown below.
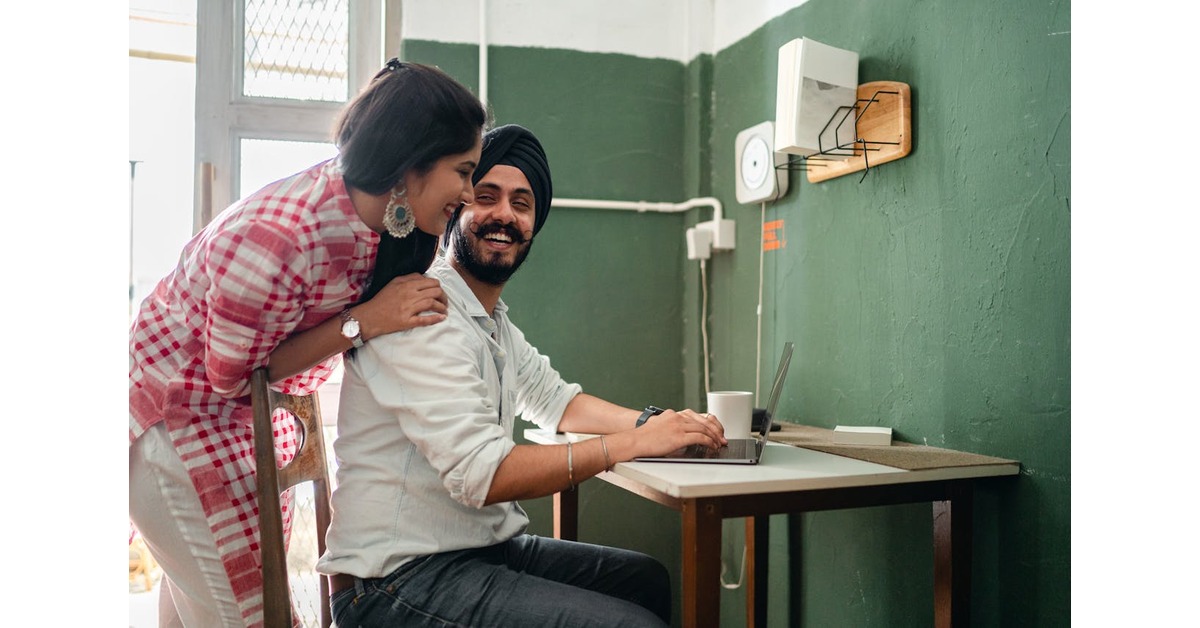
[776,81,912,184]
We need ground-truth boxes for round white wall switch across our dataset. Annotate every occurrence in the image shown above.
[735,121,789,204]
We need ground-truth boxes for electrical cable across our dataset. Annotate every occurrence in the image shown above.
[478,0,488,106]
[700,258,710,395]
[701,249,741,586]
[720,544,748,590]
[700,246,734,588]
[720,202,770,591]
[702,250,739,589]
[755,201,766,405]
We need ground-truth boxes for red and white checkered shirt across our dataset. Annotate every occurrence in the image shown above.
[129,159,378,626]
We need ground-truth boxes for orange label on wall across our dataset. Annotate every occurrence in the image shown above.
[763,220,784,251]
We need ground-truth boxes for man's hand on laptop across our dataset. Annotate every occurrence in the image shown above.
[612,409,727,459]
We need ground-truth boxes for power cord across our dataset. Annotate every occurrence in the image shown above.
[721,201,772,590]
[700,258,711,395]
[754,201,766,405]
[720,542,748,589]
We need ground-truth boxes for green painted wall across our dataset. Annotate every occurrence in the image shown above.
[709,2,1070,625]
[404,0,1070,624]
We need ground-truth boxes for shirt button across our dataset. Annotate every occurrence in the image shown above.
[495,349,506,358]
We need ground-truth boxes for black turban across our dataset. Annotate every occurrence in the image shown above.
[471,124,553,235]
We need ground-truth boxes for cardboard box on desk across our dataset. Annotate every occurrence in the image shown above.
[832,425,893,446]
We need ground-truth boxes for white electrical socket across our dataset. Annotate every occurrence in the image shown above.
[686,226,713,260]
[697,219,736,250]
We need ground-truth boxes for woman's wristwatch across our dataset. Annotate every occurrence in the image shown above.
[635,405,665,428]
[340,309,364,348]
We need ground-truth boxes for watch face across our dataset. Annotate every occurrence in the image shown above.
[341,319,361,338]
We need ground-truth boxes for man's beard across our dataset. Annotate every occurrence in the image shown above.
[451,220,533,285]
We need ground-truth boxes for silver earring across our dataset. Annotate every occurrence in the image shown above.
[382,187,415,239]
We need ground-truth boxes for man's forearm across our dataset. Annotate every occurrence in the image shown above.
[556,393,643,433]
[484,440,610,504]
[484,405,727,506]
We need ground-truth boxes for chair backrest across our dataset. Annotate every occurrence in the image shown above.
[251,368,333,628]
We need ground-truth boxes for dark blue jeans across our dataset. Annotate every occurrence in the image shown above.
[330,534,671,627]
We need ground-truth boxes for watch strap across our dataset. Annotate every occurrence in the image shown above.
[635,405,665,428]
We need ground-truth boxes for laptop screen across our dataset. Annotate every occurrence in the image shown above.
[758,342,794,438]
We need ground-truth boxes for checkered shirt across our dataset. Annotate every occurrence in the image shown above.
[129,159,378,626]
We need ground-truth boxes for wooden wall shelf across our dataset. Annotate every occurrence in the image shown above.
[786,80,912,184]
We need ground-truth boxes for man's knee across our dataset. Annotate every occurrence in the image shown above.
[628,554,671,623]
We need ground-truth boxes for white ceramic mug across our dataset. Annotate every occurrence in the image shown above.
[706,391,754,439]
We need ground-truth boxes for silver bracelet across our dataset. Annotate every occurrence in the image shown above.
[600,435,613,471]
[566,441,575,490]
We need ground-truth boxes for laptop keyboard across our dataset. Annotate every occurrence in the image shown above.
[685,441,752,459]
[683,444,719,458]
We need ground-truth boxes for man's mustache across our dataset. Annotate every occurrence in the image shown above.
[468,220,531,245]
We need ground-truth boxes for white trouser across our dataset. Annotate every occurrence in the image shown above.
[129,422,244,627]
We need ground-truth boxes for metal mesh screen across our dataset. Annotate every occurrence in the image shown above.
[284,425,338,627]
[286,482,323,627]
[243,0,349,101]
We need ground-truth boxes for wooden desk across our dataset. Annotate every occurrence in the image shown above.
[525,426,1018,628]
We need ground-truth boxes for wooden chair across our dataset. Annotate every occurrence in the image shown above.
[251,368,333,628]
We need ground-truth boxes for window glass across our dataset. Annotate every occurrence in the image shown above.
[239,138,337,199]
[243,0,349,101]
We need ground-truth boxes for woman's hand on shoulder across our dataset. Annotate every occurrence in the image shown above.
[357,274,448,339]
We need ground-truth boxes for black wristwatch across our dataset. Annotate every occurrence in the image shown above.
[635,405,665,428]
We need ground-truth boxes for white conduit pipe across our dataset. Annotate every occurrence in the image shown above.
[552,197,724,222]
[473,4,724,223]
[478,0,488,106]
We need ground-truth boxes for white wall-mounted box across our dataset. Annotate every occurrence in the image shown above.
[774,37,859,158]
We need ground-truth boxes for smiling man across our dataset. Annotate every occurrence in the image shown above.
[316,124,726,627]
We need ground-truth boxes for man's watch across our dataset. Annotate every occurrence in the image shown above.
[340,309,364,348]
[635,405,665,428]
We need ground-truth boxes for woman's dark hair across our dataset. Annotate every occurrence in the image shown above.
[334,60,487,304]
[335,60,485,194]
[361,230,440,303]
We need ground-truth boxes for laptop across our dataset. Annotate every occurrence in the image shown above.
[634,341,794,464]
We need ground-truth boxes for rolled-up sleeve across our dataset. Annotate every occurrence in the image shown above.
[507,324,580,434]
[202,219,308,398]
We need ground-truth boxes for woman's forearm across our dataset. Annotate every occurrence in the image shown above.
[265,309,359,383]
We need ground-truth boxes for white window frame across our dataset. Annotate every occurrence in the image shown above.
[193,0,402,232]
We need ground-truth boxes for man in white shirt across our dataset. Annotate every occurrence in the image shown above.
[317,124,727,627]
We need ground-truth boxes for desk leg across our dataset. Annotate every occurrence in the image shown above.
[554,489,578,541]
[933,482,973,628]
[746,516,769,628]
[681,498,722,628]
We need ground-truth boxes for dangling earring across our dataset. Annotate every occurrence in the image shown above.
[382,186,415,239]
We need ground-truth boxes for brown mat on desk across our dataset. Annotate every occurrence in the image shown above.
[772,423,1017,471]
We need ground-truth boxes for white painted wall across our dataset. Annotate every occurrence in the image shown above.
[401,0,809,62]
[711,0,810,52]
